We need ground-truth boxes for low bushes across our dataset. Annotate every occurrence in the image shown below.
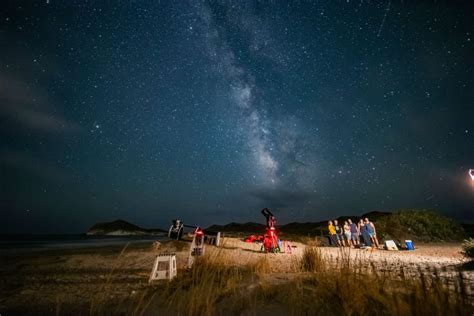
[375,209,466,242]
[462,238,474,258]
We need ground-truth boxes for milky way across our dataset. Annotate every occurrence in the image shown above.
[0,1,472,233]
[197,2,313,190]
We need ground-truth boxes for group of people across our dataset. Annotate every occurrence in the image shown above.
[328,218,380,248]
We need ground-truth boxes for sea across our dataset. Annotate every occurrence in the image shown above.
[0,234,167,254]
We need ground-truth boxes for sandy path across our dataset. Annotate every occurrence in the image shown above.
[218,238,469,269]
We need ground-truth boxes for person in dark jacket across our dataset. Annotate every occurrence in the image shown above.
[358,219,372,247]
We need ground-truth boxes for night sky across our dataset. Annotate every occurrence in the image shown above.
[1,1,473,233]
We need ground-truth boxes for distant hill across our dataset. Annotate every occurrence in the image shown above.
[360,211,392,221]
[281,211,391,235]
[86,219,166,236]
[207,211,391,235]
[207,222,265,234]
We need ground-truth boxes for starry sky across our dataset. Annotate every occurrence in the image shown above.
[1,0,473,233]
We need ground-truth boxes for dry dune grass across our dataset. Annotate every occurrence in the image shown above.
[3,238,471,315]
[137,249,254,315]
[264,247,471,316]
[130,244,472,316]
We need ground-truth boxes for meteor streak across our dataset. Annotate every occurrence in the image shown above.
[469,169,474,180]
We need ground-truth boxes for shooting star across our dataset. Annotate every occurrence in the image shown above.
[377,0,391,37]
[469,169,474,180]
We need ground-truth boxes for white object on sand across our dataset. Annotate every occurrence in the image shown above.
[384,240,398,251]
[149,253,177,282]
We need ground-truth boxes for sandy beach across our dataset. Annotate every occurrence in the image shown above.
[0,238,472,315]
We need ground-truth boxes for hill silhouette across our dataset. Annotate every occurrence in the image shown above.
[87,219,166,236]
[207,211,391,235]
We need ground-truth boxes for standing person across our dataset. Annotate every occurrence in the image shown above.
[357,219,364,244]
[364,218,380,248]
[334,220,343,247]
[328,221,337,246]
[359,219,371,247]
[343,221,351,247]
[348,219,359,247]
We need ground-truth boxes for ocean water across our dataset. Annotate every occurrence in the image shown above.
[0,234,167,254]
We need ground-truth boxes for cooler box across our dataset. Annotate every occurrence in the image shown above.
[405,240,414,250]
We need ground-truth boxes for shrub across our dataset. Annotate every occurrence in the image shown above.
[375,209,466,242]
[300,246,323,273]
[462,238,474,258]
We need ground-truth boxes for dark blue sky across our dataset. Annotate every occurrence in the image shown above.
[1,1,473,233]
